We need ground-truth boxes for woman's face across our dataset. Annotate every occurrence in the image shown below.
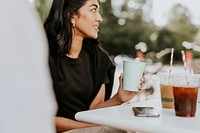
[72,0,103,39]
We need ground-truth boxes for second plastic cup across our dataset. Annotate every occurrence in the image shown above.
[123,60,145,91]
[158,73,174,109]
[193,60,200,103]
[172,74,200,117]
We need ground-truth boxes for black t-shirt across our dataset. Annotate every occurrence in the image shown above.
[49,44,115,120]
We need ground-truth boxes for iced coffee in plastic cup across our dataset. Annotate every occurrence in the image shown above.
[172,74,200,117]
[158,73,174,109]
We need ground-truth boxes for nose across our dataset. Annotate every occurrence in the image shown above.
[96,12,103,22]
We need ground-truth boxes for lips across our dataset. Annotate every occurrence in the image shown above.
[94,25,99,31]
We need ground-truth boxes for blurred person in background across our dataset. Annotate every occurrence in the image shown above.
[44,0,138,132]
[0,0,56,133]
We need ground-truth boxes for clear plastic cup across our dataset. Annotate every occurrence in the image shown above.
[171,74,200,117]
[158,73,174,109]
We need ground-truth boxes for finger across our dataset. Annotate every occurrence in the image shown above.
[119,73,123,80]
[138,82,144,90]
[140,75,145,83]
[119,73,123,88]
[125,90,138,95]
[138,89,143,93]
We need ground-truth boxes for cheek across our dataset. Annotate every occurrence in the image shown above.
[76,15,93,31]
[76,15,90,28]
[78,11,90,21]
[81,14,88,20]
[80,12,94,23]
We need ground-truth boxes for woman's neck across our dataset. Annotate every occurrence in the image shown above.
[67,36,83,58]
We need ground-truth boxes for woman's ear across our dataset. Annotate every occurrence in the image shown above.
[70,17,76,27]
[70,15,77,27]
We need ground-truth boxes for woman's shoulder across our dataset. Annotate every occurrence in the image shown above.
[83,41,113,65]
[94,45,115,68]
[96,44,109,55]
[93,44,112,63]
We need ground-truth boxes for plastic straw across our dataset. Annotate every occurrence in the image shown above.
[169,48,174,74]
[181,50,187,72]
[181,50,189,86]
[168,48,174,84]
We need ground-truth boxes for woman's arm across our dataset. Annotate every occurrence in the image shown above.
[55,117,96,132]
[56,75,137,132]
[89,74,138,109]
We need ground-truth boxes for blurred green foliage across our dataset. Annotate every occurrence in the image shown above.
[34,0,52,22]
[34,0,200,64]
[98,0,200,64]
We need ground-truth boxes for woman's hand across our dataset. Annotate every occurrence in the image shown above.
[116,73,140,103]
[89,73,144,108]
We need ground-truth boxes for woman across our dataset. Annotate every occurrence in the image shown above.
[44,0,138,132]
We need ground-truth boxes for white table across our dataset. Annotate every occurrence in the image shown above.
[75,99,200,133]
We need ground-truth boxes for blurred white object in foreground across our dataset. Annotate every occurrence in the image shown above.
[0,0,57,133]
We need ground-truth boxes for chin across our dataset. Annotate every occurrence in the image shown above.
[85,32,98,39]
[89,35,98,39]
[94,34,98,39]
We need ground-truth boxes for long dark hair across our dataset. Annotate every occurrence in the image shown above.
[44,0,98,57]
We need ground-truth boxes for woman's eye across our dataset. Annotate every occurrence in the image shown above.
[91,8,97,12]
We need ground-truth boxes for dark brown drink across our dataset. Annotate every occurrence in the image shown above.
[173,86,198,117]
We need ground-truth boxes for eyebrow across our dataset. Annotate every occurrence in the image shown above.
[89,4,99,8]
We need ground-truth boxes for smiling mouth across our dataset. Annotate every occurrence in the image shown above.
[94,26,99,31]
